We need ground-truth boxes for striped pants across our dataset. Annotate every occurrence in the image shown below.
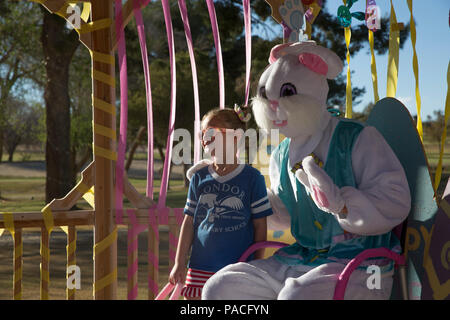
[181,268,215,298]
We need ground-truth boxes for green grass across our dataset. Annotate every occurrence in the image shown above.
[0,177,188,212]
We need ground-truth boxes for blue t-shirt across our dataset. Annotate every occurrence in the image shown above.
[184,164,273,272]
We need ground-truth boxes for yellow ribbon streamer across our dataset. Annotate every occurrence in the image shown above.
[77,182,95,208]
[93,96,116,116]
[93,227,118,294]
[434,61,450,191]
[92,69,116,88]
[1,212,15,237]
[94,227,118,256]
[344,26,352,118]
[80,2,91,22]
[83,187,95,208]
[76,18,112,35]
[369,30,379,103]
[76,181,91,195]
[305,2,321,39]
[386,0,400,98]
[406,0,423,141]
[93,144,118,161]
[40,240,50,300]
[93,268,117,293]
[40,205,54,300]
[90,51,115,65]
[1,213,23,299]
[41,205,54,233]
[93,121,117,141]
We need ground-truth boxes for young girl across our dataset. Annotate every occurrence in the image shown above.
[169,105,273,300]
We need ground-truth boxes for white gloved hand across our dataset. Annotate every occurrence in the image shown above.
[186,159,213,181]
[295,156,345,215]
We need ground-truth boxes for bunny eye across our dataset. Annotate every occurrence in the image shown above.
[259,86,268,99]
[280,83,297,97]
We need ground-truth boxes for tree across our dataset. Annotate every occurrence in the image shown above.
[424,110,449,147]
[69,45,93,184]
[0,2,44,162]
[41,8,80,203]
[3,98,44,162]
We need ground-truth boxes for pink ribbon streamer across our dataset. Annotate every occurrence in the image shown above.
[158,0,177,212]
[114,0,128,225]
[206,0,225,109]
[132,6,161,297]
[178,0,201,164]
[243,0,252,106]
[133,0,155,200]
[155,283,182,300]
[126,209,147,300]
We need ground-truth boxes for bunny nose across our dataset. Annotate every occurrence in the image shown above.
[269,100,279,112]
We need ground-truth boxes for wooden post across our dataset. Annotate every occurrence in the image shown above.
[67,226,77,300]
[40,227,50,300]
[127,224,139,300]
[13,228,22,300]
[91,0,117,300]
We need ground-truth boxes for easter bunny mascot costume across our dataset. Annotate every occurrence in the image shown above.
[195,41,411,300]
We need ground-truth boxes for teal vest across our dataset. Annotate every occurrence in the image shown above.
[273,120,401,269]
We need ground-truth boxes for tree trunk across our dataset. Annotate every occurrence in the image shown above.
[157,143,165,163]
[7,146,16,162]
[41,9,79,203]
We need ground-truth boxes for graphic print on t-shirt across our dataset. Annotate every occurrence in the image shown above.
[198,193,244,223]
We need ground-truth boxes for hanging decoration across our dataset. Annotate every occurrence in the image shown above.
[337,0,365,28]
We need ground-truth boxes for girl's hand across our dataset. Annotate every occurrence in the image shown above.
[169,263,186,285]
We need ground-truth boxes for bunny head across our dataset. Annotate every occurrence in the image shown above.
[252,41,343,139]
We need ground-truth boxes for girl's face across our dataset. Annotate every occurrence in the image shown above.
[201,119,241,164]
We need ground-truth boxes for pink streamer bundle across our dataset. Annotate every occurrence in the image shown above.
[158,0,177,212]
[155,283,182,300]
[133,0,155,200]
[126,209,148,300]
[178,0,201,164]
[206,0,225,109]
[130,0,160,297]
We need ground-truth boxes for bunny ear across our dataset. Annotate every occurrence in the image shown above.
[299,45,343,79]
[298,52,328,76]
[269,43,292,64]
[268,42,343,79]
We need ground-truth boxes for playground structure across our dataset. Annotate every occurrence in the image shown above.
[0,0,449,300]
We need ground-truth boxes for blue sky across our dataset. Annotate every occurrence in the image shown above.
[256,0,450,119]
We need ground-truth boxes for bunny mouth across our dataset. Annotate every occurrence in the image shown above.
[272,120,287,127]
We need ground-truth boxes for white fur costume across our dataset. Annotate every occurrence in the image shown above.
[201,42,411,300]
